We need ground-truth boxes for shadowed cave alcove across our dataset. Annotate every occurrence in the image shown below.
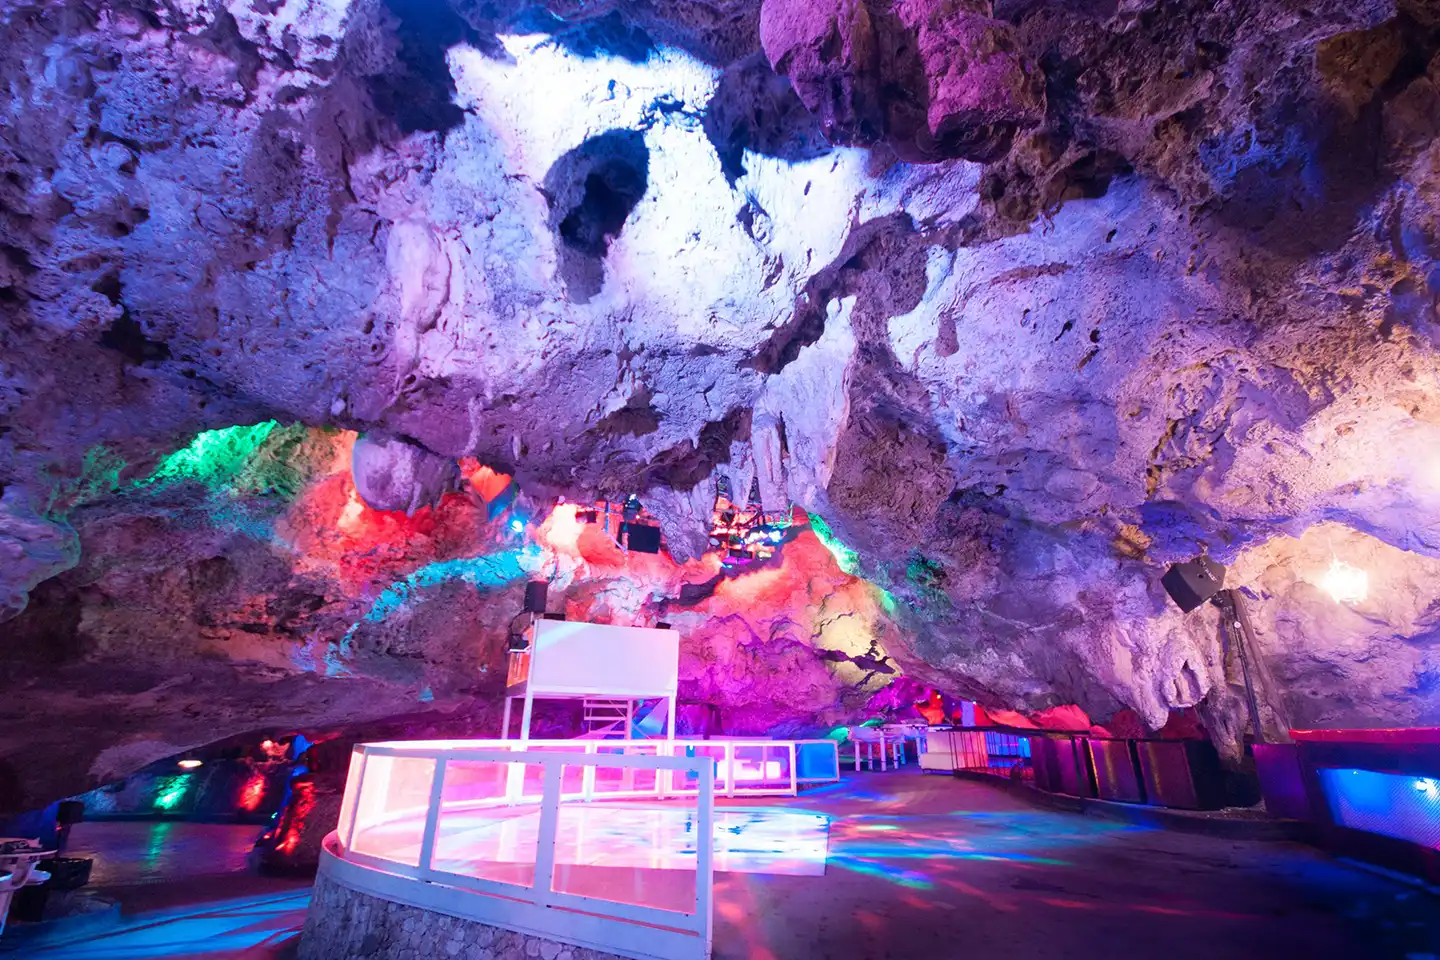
[544,128,651,303]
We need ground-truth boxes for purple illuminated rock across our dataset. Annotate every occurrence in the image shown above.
[759,0,1044,160]
[351,433,459,515]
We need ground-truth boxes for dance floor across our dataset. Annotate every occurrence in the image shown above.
[361,802,826,873]
[24,773,1440,960]
[351,802,831,913]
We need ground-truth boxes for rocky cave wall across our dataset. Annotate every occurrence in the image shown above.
[0,424,902,810]
[2,0,1440,806]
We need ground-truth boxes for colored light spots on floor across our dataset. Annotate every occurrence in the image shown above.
[32,774,1440,960]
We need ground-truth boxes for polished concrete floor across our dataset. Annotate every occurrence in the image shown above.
[17,770,1440,959]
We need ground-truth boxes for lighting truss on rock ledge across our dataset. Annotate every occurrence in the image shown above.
[710,477,792,566]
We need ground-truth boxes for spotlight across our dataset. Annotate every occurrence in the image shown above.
[177,759,203,769]
[1414,778,1438,797]
[510,518,525,532]
[1161,555,1227,613]
[1319,558,1367,605]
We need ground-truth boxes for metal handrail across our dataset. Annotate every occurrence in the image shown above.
[354,737,839,797]
[337,743,716,950]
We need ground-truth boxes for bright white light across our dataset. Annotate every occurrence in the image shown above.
[1416,778,1438,796]
[510,519,525,533]
[177,759,203,769]
[1319,558,1368,605]
[338,489,365,530]
[735,761,786,781]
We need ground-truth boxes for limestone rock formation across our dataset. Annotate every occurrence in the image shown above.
[759,0,1045,161]
[351,432,460,514]
[2,0,1440,805]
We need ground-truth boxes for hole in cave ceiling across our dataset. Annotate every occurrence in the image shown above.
[357,0,478,137]
[99,311,171,365]
[544,129,651,303]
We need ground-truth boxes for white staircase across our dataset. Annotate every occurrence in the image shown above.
[583,698,634,737]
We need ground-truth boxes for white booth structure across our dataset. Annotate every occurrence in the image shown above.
[504,620,679,741]
[301,620,844,960]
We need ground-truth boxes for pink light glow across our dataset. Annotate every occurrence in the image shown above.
[735,761,786,781]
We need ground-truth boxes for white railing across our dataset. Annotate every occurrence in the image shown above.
[341,737,838,799]
[330,743,716,960]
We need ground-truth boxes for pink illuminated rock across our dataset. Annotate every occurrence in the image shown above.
[759,0,1044,160]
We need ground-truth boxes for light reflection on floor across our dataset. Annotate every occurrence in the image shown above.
[21,772,1440,960]
[24,890,309,959]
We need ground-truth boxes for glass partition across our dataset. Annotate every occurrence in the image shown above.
[335,750,364,851]
[550,763,700,914]
[432,759,542,886]
[350,754,436,866]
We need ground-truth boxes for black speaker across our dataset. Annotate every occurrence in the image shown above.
[1161,556,1226,613]
[626,524,662,554]
[523,580,548,613]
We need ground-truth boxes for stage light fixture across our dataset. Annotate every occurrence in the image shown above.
[1161,555,1226,613]
[1161,553,1289,746]
[177,759,203,769]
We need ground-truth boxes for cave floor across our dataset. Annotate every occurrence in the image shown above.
[18,770,1440,959]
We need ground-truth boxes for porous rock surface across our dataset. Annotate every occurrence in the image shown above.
[301,870,629,960]
[3,0,1440,803]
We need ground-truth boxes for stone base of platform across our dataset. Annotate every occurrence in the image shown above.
[299,871,630,960]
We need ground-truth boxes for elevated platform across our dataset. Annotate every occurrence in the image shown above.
[304,737,840,959]
[504,620,680,740]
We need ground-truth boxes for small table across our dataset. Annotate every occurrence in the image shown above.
[0,839,54,935]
